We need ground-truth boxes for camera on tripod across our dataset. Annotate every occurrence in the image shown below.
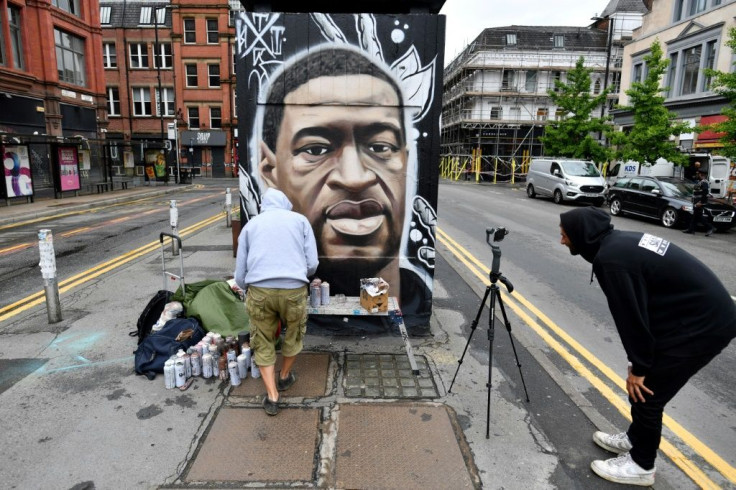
[486,227,508,245]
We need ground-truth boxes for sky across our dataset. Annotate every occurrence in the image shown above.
[439,0,612,65]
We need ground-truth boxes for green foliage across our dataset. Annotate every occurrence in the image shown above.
[698,27,736,159]
[540,57,612,163]
[613,40,689,166]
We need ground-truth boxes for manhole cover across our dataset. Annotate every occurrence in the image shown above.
[344,354,437,398]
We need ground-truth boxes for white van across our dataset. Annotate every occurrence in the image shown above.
[682,153,731,198]
[606,158,675,186]
[526,158,607,206]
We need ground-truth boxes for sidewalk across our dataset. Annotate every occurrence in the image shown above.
[0,185,631,489]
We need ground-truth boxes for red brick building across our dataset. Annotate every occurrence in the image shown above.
[1,0,107,200]
[100,0,239,180]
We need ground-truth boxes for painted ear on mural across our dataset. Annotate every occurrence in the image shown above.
[258,140,278,189]
[407,195,437,271]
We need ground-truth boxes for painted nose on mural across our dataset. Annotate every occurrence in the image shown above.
[331,144,376,190]
[325,199,385,236]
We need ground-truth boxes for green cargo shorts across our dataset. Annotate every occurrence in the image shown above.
[246,285,308,367]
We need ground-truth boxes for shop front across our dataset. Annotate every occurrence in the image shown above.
[181,130,227,178]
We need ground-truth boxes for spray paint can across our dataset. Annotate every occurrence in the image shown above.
[202,351,213,378]
[212,352,220,378]
[310,284,321,307]
[176,349,190,379]
[250,356,261,379]
[227,348,237,363]
[228,361,241,386]
[236,352,248,379]
[190,348,201,377]
[218,355,229,381]
[174,359,186,388]
[164,358,176,389]
[320,282,330,305]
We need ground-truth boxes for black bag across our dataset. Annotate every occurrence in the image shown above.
[133,317,205,380]
[129,290,173,344]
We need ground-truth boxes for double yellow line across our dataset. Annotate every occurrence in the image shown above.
[437,226,733,489]
[0,212,224,323]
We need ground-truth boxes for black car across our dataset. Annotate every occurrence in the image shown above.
[607,176,736,231]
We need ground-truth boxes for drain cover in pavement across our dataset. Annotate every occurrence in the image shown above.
[344,354,437,398]
[185,407,320,483]
[229,352,331,398]
[335,403,477,489]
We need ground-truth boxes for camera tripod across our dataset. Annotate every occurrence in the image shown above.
[448,228,530,439]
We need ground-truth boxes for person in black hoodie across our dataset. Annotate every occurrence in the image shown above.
[559,207,735,487]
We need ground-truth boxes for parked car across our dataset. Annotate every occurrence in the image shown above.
[526,158,607,206]
[607,176,736,231]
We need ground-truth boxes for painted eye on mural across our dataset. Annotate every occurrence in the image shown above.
[366,142,399,160]
[294,144,332,161]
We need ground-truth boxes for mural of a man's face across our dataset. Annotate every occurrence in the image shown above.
[259,73,408,269]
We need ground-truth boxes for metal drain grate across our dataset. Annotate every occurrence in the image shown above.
[344,354,437,398]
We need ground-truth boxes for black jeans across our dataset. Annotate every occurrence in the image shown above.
[626,350,724,469]
[687,206,713,233]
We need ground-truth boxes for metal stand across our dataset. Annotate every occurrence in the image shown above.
[448,232,529,438]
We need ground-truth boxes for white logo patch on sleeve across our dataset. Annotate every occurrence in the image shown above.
[638,233,670,256]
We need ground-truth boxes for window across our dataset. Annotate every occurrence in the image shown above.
[153,43,172,69]
[632,62,643,85]
[536,108,548,121]
[156,88,175,116]
[206,19,218,44]
[100,6,111,24]
[554,35,564,48]
[555,108,567,120]
[54,29,86,86]
[188,107,200,128]
[552,71,562,91]
[132,87,151,116]
[509,106,521,120]
[674,0,719,21]
[52,0,80,17]
[208,64,221,87]
[702,40,717,91]
[103,43,117,68]
[680,45,701,96]
[0,9,5,66]
[129,43,148,69]
[107,87,120,116]
[8,6,24,70]
[506,33,516,46]
[501,70,515,90]
[667,29,721,98]
[210,107,222,128]
[184,18,196,43]
[667,53,678,96]
[186,64,198,87]
[689,0,707,16]
[233,89,237,118]
[525,70,537,92]
[593,80,601,94]
[490,106,502,119]
[139,6,152,24]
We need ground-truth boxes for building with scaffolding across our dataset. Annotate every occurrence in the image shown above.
[441,0,648,182]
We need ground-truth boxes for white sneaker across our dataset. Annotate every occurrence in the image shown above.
[593,431,633,454]
[591,453,655,487]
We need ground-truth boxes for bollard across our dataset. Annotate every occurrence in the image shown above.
[169,200,179,255]
[38,229,62,323]
[225,188,232,228]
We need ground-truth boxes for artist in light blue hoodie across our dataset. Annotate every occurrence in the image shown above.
[234,188,318,415]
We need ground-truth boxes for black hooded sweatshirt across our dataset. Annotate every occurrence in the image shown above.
[560,207,736,377]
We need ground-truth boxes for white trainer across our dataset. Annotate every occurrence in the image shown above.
[593,431,633,454]
[591,453,655,487]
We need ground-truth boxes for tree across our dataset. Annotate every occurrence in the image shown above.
[697,27,736,159]
[540,56,612,163]
[612,40,690,166]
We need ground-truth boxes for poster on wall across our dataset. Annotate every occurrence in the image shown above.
[235,12,445,332]
[56,146,81,192]
[78,149,91,170]
[124,151,135,168]
[2,145,34,198]
[144,149,168,181]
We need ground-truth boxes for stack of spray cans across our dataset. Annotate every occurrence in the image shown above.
[309,278,330,307]
[163,330,260,389]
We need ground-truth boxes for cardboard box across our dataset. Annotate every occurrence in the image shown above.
[359,278,389,312]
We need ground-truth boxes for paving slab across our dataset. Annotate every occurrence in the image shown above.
[335,403,478,489]
[184,406,321,483]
